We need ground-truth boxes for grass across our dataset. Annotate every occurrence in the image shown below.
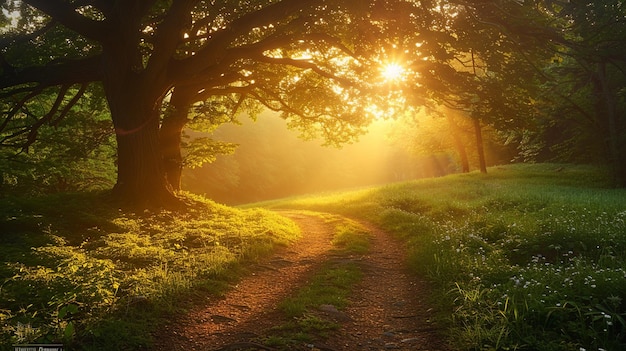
[258,163,626,351]
[0,191,300,350]
[4,163,625,350]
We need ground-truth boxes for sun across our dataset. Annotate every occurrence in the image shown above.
[381,62,405,82]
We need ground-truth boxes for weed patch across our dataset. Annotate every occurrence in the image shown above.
[0,192,299,350]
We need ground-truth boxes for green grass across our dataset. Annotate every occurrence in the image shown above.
[4,163,625,350]
[0,191,300,350]
[258,163,626,351]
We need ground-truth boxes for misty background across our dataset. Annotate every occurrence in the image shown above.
[182,112,510,205]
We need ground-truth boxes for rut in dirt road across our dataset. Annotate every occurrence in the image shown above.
[322,222,449,351]
[153,211,447,351]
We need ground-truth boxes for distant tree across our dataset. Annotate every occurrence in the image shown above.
[386,106,514,174]
[442,0,626,185]
[533,0,626,185]
[373,1,541,174]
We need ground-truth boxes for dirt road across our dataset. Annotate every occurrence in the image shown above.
[154,211,448,351]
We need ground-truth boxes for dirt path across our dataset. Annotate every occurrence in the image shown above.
[154,211,448,351]
[323,222,448,351]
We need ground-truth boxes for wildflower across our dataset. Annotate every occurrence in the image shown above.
[607,295,622,306]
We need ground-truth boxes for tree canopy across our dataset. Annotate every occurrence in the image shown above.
[1,0,410,206]
[1,0,625,206]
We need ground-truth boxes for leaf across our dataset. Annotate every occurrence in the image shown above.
[58,303,78,319]
[64,321,75,339]
[58,306,68,319]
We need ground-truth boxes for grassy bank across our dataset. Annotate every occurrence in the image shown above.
[0,192,299,350]
[259,164,626,350]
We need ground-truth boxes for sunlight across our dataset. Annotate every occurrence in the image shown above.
[365,103,396,120]
[381,62,405,82]
[1,9,20,31]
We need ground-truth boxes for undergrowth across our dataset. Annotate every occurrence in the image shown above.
[0,191,299,350]
[260,163,626,351]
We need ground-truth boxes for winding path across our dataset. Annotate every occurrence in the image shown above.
[154,211,448,351]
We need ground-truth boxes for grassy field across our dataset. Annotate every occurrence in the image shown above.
[258,163,626,351]
[0,192,300,350]
[2,163,625,350]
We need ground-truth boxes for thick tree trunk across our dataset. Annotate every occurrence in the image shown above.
[105,80,179,208]
[160,117,185,192]
[161,88,192,191]
[473,118,487,174]
[97,9,182,208]
[111,103,177,207]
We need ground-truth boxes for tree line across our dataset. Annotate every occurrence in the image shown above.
[1,0,625,207]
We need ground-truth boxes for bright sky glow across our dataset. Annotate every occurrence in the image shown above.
[381,63,405,81]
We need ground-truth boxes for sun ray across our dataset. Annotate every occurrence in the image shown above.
[381,63,405,82]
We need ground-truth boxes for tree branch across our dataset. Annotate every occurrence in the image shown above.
[0,20,56,50]
[23,0,108,42]
[145,0,199,80]
[175,0,322,78]
[0,85,45,134]
[52,83,89,126]
[17,85,73,150]
[252,55,355,87]
[0,55,103,89]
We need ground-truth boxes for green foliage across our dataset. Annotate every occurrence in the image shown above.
[262,163,626,350]
[0,192,299,350]
[181,136,238,169]
[508,1,626,183]
[0,84,116,197]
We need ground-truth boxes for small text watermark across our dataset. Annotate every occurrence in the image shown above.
[13,344,64,351]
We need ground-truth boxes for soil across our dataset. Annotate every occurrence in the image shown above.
[153,211,449,351]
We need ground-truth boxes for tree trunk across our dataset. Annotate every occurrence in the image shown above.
[96,10,183,208]
[106,81,179,208]
[597,61,626,187]
[473,118,487,174]
[161,87,193,191]
[446,114,470,173]
[469,49,487,174]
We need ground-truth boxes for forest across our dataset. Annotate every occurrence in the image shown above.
[1,0,625,202]
[1,1,626,350]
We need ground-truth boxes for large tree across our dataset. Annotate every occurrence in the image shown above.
[1,0,407,207]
